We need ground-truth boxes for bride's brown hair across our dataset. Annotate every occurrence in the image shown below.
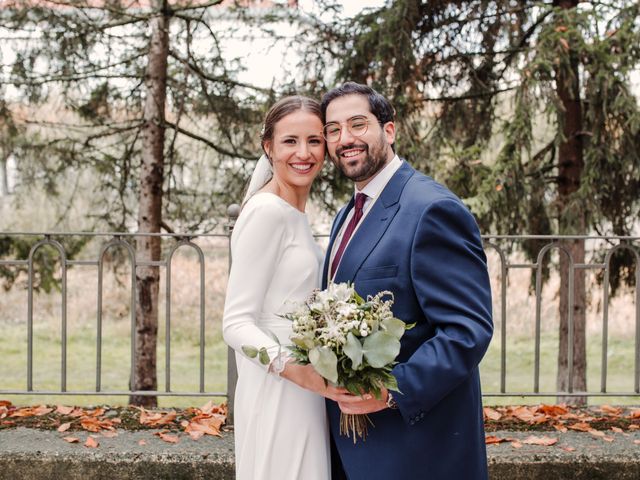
[261,95,322,159]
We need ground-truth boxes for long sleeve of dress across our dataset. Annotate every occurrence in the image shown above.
[222,198,288,370]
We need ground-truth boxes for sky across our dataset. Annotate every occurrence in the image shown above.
[220,0,387,88]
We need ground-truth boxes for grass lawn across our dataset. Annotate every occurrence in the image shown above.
[0,320,228,408]
[2,317,639,407]
[480,330,639,406]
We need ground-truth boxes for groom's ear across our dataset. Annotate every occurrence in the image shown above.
[383,121,396,146]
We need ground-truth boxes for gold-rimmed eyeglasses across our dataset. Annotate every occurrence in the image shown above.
[322,115,371,143]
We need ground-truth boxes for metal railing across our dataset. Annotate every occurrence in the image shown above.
[1,220,639,412]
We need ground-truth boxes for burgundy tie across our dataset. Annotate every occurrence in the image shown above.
[330,193,367,278]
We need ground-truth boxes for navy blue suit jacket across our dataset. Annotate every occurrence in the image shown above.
[322,161,493,480]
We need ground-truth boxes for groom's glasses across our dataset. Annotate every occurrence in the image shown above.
[322,115,371,143]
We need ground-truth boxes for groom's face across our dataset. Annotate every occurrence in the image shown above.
[325,94,395,188]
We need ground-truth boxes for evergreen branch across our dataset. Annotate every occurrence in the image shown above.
[168,49,271,93]
[423,86,517,102]
[163,120,255,160]
[5,52,147,81]
[498,8,554,79]
[23,119,142,131]
[2,73,140,86]
[169,0,225,14]
[38,0,151,25]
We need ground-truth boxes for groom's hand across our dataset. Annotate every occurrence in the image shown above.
[337,387,389,414]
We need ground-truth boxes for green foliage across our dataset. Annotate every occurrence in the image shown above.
[0,1,275,234]
[303,0,640,292]
[0,235,89,293]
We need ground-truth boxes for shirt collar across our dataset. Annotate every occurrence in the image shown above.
[356,155,403,200]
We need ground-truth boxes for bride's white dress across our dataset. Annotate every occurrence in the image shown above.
[223,192,330,480]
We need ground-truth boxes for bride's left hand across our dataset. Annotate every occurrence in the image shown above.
[280,362,355,403]
[337,387,389,414]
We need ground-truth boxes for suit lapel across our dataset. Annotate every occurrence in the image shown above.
[334,162,415,283]
[322,199,353,288]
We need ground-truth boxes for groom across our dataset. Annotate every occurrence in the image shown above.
[321,82,493,480]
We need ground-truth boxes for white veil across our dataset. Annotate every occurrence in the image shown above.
[242,154,273,205]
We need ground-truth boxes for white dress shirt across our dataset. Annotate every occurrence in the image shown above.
[329,155,403,279]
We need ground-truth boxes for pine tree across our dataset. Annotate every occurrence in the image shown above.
[0,0,296,405]
[307,0,640,403]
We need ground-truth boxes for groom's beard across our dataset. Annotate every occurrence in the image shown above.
[332,134,388,184]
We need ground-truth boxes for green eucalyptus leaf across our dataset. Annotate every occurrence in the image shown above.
[291,334,315,350]
[384,375,400,393]
[353,290,365,304]
[309,346,338,383]
[344,332,364,369]
[258,347,270,366]
[363,331,401,368]
[242,345,258,358]
[382,317,407,339]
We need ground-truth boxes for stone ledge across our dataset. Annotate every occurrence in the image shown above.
[1,428,639,479]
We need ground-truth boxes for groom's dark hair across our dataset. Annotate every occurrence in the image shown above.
[320,82,395,126]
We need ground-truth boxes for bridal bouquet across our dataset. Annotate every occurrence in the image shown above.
[286,282,412,441]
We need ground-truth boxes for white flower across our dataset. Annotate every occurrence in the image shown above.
[329,282,354,302]
[336,301,357,319]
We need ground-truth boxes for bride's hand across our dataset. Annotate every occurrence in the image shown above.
[280,362,354,402]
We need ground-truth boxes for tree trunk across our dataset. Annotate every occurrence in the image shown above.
[129,2,169,407]
[554,0,587,405]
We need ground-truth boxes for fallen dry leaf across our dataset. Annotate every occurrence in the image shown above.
[101,431,118,438]
[599,405,622,416]
[589,429,606,437]
[511,406,536,423]
[63,436,80,443]
[537,405,568,417]
[485,436,507,445]
[611,427,623,434]
[155,431,180,444]
[568,422,591,432]
[511,441,523,449]
[68,408,85,418]
[561,446,576,452]
[188,430,205,441]
[199,400,216,415]
[85,436,99,448]
[10,405,53,418]
[628,409,640,419]
[601,436,614,443]
[87,408,105,417]
[80,416,116,433]
[553,424,568,433]
[57,422,72,433]
[483,407,501,421]
[139,408,177,427]
[521,435,558,446]
[56,405,74,415]
[138,439,147,446]
[634,440,640,445]
[0,401,12,407]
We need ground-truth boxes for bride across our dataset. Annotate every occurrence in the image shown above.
[223,95,348,480]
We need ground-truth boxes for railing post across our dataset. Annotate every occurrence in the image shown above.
[226,204,241,424]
